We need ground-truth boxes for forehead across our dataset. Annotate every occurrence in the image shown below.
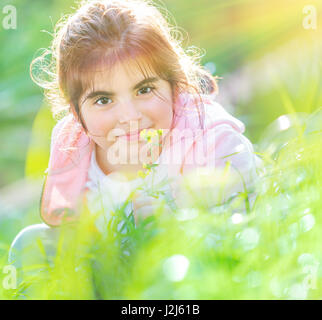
[82,56,157,94]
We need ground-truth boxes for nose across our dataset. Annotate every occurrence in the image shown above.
[118,101,142,124]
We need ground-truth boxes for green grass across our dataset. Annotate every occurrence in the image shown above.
[1,107,321,300]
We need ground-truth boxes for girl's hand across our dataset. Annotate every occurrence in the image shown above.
[132,190,174,225]
[132,191,156,225]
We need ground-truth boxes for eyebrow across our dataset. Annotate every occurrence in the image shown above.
[82,76,159,104]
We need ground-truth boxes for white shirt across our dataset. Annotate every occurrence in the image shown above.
[84,147,171,234]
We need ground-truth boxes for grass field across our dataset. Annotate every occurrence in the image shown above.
[0,0,321,299]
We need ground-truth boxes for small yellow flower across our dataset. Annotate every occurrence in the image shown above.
[140,128,161,142]
[148,129,158,138]
[138,170,147,179]
[140,129,147,139]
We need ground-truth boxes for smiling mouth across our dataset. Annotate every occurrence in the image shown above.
[117,128,151,141]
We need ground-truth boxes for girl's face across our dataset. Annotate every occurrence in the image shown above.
[79,58,173,172]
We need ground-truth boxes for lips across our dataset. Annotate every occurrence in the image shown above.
[117,128,150,141]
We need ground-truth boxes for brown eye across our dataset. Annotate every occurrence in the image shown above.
[95,97,112,106]
[137,86,154,96]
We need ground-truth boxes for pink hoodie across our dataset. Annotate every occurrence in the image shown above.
[40,93,259,227]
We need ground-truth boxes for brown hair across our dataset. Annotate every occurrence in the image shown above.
[31,0,219,131]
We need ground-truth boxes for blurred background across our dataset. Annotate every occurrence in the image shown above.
[0,0,321,270]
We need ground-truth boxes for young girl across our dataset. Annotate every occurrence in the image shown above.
[9,0,260,278]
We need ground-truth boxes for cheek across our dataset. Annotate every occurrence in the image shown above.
[83,112,115,149]
[82,110,115,137]
[143,98,173,128]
